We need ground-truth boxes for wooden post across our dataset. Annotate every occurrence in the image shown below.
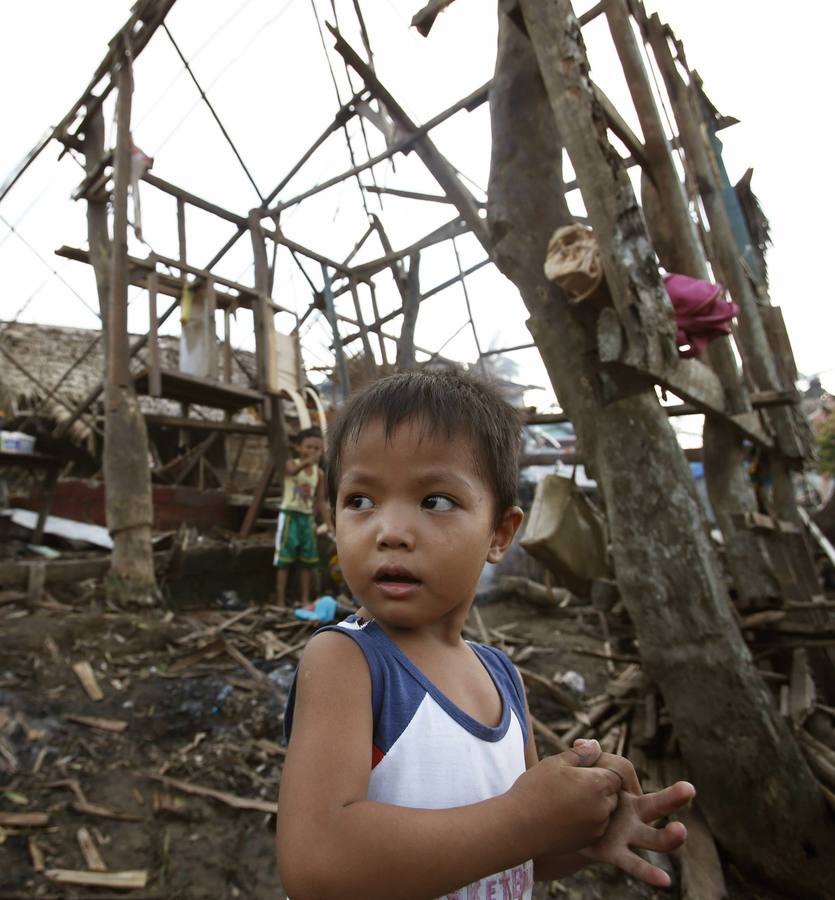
[248,210,288,480]
[177,197,187,264]
[108,60,132,399]
[517,0,679,379]
[99,47,157,605]
[248,211,274,393]
[645,13,801,458]
[396,252,421,371]
[205,276,218,379]
[147,257,161,397]
[604,0,779,605]
[320,264,350,401]
[223,308,232,383]
[367,280,389,368]
[348,278,377,377]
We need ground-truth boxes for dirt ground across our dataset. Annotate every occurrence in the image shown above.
[0,584,796,899]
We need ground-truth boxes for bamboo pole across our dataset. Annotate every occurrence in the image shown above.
[644,13,801,458]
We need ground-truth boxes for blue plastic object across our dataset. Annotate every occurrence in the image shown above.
[294,594,337,624]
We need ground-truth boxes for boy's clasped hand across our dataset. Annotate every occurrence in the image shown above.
[510,737,694,888]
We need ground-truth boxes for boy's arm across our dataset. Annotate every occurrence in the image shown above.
[276,633,620,900]
[314,474,333,532]
[285,456,312,476]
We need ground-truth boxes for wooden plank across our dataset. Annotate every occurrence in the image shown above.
[57,244,258,305]
[65,714,128,733]
[45,869,147,889]
[789,648,815,728]
[0,812,50,827]
[132,367,262,410]
[77,826,107,872]
[147,774,277,814]
[72,662,104,702]
[143,413,267,436]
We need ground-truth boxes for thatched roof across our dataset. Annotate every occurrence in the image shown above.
[0,321,260,444]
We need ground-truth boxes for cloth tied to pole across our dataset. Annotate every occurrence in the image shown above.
[663,272,739,358]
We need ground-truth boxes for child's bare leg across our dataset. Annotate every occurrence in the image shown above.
[276,568,289,607]
[299,568,311,607]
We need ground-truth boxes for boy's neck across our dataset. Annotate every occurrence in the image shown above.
[356,605,471,653]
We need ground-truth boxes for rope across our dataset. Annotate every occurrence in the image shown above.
[161,22,265,203]
[152,0,295,157]
[308,0,372,218]
[0,214,101,320]
[136,0,259,130]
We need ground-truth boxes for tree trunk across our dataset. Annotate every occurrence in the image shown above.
[489,8,835,895]
[100,55,157,605]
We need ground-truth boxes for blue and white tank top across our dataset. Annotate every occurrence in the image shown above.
[284,616,535,900]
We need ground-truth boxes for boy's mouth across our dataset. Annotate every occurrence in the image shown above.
[373,565,422,597]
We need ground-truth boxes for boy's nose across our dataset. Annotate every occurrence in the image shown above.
[375,511,415,551]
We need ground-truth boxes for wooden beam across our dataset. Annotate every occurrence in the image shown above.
[1,0,178,205]
[329,26,490,254]
[56,245,259,307]
[143,414,267,435]
[348,278,377,376]
[645,14,802,458]
[143,172,348,273]
[361,184,487,207]
[396,253,421,370]
[604,0,753,424]
[350,217,470,279]
[107,57,132,397]
[203,99,359,271]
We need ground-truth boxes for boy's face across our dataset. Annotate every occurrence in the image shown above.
[335,418,521,632]
[299,436,323,461]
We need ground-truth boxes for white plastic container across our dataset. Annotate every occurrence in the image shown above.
[0,431,36,454]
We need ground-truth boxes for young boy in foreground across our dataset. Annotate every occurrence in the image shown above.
[277,370,695,900]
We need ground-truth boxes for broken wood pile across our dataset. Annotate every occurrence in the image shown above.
[1,560,833,896]
[0,592,318,897]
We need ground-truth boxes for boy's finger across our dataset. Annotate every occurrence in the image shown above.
[610,846,672,889]
[569,738,601,766]
[595,752,642,795]
[634,781,696,824]
[630,820,688,854]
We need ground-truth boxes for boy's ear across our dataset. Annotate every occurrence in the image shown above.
[486,506,524,564]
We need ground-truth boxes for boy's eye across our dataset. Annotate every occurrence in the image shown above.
[423,494,455,512]
[346,495,373,511]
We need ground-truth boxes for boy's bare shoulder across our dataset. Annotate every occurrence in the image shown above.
[297,627,370,683]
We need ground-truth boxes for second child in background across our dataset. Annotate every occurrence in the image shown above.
[274,426,333,608]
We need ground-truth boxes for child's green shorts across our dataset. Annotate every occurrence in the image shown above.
[274,510,319,568]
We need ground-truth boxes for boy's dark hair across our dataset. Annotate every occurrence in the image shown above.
[297,426,322,443]
[326,368,521,521]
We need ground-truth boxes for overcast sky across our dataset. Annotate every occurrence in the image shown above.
[1,0,832,405]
